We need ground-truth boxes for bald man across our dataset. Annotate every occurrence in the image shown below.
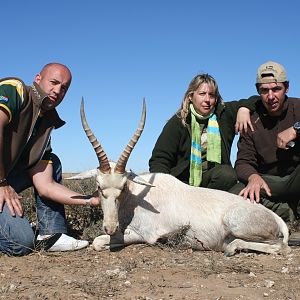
[0,63,100,256]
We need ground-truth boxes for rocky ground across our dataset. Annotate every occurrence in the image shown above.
[1,182,299,300]
[1,243,300,300]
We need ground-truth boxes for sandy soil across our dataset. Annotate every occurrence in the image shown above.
[1,243,299,300]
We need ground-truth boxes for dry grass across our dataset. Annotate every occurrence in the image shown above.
[156,225,193,250]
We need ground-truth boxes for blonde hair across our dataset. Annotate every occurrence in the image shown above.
[176,73,223,126]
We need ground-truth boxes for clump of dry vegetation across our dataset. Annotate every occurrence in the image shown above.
[156,225,193,250]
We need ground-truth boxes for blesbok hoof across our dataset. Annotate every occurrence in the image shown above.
[92,235,111,251]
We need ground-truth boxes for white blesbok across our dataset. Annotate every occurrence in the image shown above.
[69,98,290,256]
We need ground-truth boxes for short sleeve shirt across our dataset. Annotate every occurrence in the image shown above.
[0,79,52,163]
[0,79,24,122]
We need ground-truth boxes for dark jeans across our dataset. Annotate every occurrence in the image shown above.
[201,164,237,191]
[229,165,300,222]
[0,153,67,256]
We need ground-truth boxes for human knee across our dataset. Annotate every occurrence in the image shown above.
[10,242,33,256]
[0,234,34,256]
[213,165,237,190]
[219,165,237,180]
[228,182,245,195]
[0,207,35,256]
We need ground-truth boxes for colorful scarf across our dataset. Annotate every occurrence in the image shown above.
[189,104,221,186]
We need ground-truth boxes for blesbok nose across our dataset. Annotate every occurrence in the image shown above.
[103,224,119,236]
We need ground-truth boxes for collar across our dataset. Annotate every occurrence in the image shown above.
[30,82,48,106]
[187,100,225,125]
[190,103,215,120]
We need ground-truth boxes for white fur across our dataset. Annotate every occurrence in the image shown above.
[83,168,290,256]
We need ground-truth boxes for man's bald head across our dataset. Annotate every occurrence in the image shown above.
[40,63,72,85]
[35,63,72,112]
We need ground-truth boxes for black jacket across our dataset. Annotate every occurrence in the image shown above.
[149,96,259,183]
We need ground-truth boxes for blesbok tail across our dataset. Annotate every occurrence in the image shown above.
[273,212,289,245]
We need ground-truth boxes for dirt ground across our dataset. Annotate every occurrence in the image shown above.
[1,183,299,300]
[1,243,300,300]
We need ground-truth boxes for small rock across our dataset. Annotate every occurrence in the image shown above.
[124,280,131,286]
[64,279,72,284]
[249,272,256,277]
[106,268,120,277]
[118,271,127,279]
[187,248,193,254]
[9,284,17,291]
[265,280,274,288]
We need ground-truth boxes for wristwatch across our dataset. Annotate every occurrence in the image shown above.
[293,122,300,136]
[85,195,92,208]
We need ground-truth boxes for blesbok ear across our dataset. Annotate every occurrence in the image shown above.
[64,168,98,180]
[127,170,155,187]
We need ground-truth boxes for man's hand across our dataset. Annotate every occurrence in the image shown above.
[0,185,23,216]
[90,190,101,207]
[235,107,254,134]
[90,196,101,207]
[277,126,297,149]
[239,174,271,203]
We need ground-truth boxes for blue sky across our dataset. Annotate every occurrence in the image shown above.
[2,0,300,172]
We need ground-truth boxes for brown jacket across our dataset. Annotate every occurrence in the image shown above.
[2,77,65,176]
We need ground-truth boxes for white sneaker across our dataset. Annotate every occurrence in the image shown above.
[36,233,89,252]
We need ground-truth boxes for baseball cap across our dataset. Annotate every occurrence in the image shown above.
[256,61,288,84]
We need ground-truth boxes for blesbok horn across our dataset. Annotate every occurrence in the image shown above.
[114,98,146,174]
[80,97,111,174]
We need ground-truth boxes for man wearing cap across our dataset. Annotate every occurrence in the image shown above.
[230,61,300,244]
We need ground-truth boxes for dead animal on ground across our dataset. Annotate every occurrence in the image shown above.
[68,98,290,256]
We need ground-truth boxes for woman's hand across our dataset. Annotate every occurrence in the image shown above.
[235,107,254,134]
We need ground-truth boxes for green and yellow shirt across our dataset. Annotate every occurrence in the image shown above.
[0,78,25,122]
[0,79,52,163]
